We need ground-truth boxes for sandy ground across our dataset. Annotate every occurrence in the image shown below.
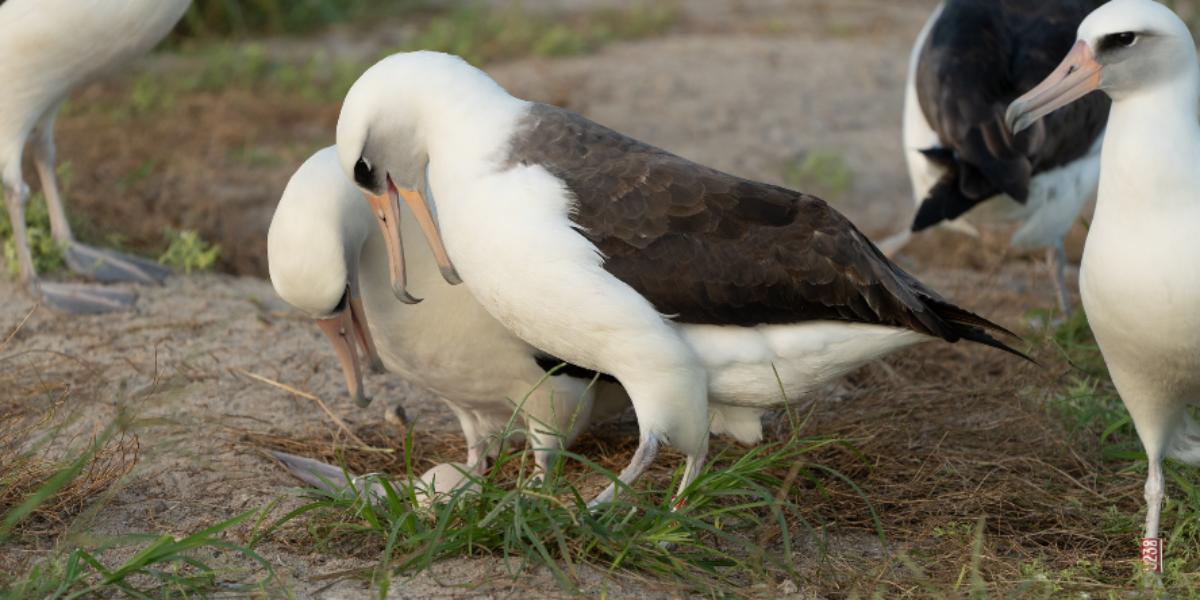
[1,1,1109,597]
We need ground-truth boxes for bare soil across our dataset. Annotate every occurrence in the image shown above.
[2,1,1148,598]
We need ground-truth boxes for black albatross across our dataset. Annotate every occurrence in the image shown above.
[889,0,1110,315]
[0,0,190,313]
[334,51,1031,506]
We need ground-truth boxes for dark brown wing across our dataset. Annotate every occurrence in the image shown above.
[505,104,1025,357]
[913,0,1110,230]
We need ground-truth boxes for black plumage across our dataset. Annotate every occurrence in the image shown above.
[912,0,1110,231]
[506,104,1028,360]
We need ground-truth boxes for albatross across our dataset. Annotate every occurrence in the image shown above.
[268,147,629,475]
[1006,0,1200,573]
[0,0,191,313]
[889,0,1110,315]
[335,51,1030,505]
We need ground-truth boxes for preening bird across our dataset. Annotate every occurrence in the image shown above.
[1006,0,1200,571]
[334,52,1029,506]
[0,0,191,313]
[889,0,1110,315]
[268,147,629,475]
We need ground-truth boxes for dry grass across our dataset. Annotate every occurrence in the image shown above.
[236,266,1188,596]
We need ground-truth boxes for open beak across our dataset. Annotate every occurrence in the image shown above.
[363,175,461,304]
[315,308,372,408]
[1006,40,1102,135]
[364,186,421,304]
[348,294,384,374]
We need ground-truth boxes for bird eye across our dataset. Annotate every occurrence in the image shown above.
[1112,32,1137,47]
[354,157,374,189]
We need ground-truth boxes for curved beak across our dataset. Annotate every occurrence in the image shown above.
[315,308,372,408]
[348,294,384,374]
[364,186,422,304]
[363,175,462,304]
[1006,40,1102,135]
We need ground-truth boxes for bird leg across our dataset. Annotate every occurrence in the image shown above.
[4,173,135,314]
[588,432,659,507]
[1047,239,1073,318]
[1142,455,1166,572]
[671,436,710,510]
[30,119,170,287]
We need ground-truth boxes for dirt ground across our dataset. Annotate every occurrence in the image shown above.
[1,1,1138,598]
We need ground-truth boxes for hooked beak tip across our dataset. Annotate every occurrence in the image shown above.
[392,282,423,304]
[440,266,463,286]
[354,391,373,408]
[1005,103,1032,135]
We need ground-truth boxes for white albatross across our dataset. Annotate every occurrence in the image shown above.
[0,0,191,313]
[268,147,629,475]
[333,52,1030,506]
[884,0,1109,316]
[1006,0,1200,573]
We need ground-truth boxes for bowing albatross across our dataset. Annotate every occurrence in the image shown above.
[336,52,1029,505]
[0,0,190,313]
[268,147,629,474]
[1006,0,1200,572]
[891,0,1110,315]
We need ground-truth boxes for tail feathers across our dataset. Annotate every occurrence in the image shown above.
[927,300,1036,364]
[1167,411,1200,466]
[911,136,1033,232]
[913,170,991,231]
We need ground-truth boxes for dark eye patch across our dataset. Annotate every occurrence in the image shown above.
[1099,31,1138,53]
[354,157,374,189]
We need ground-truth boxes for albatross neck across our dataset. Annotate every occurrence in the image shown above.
[1098,69,1200,213]
[416,86,528,173]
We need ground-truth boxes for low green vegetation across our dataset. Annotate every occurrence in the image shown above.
[0,378,274,598]
[173,0,402,39]
[257,411,873,595]
[0,165,76,278]
[158,227,222,275]
[782,149,854,202]
[0,161,221,280]
[399,4,677,66]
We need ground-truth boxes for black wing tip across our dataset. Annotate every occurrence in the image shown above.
[960,326,1039,366]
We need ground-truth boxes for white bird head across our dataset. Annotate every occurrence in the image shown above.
[335,52,500,303]
[1007,0,1198,133]
[268,146,385,408]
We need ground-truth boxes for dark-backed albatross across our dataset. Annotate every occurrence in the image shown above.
[1006,0,1200,573]
[268,147,629,475]
[888,0,1110,315]
[336,51,1029,506]
[0,0,190,313]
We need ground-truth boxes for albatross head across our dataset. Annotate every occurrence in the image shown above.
[1007,0,1198,134]
[336,51,490,304]
[268,147,385,408]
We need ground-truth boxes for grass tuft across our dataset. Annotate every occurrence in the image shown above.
[256,411,873,595]
[157,227,222,275]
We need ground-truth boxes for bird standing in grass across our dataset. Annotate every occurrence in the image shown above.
[0,0,190,313]
[268,147,629,476]
[887,0,1110,316]
[1007,0,1200,573]
[335,52,1030,507]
